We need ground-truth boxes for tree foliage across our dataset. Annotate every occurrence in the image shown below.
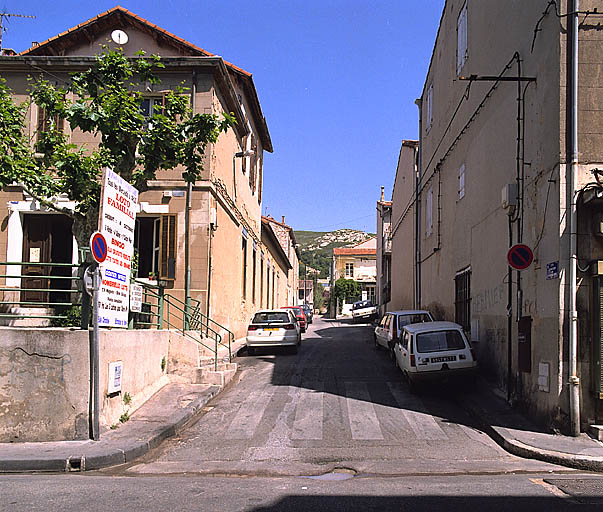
[333,278,361,304]
[0,48,235,247]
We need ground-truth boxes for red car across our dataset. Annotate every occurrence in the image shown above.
[281,306,307,332]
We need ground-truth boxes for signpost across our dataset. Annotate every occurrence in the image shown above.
[97,168,138,328]
[507,244,533,271]
[86,168,138,441]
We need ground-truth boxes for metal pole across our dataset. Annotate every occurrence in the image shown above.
[90,265,100,440]
[414,99,423,309]
[568,0,580,436]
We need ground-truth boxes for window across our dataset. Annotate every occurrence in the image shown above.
[345,262,354,277]
[159,215,177,280]
[455,267,471,332]
[271,267,276,308]
[37,106,64,143]
[416,330,466,353]
[140,97,165,126]
[458,163,465,200]
[266,261,270,308]
[241,230,248,299]
[457,1,468,76]
[425,83,433,131]
[260,252,265,308]
[252,243,257,304]
[426,187,433,237]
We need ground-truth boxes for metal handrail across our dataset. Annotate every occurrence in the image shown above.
[0,260,83,325]
[131,279,233,371]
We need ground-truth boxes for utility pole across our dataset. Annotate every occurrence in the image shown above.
[0,12,36,52]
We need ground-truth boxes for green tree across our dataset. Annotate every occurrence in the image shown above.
[333,278,361,313]
[0,48,234,249]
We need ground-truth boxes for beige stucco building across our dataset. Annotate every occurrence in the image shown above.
[262,216,300,308]
[0,6,281,339]
[393,0,603,432]
[332,238,377,314]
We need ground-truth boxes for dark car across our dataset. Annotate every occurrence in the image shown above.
[300,304,313,324]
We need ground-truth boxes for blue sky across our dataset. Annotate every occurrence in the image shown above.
[1,0,444,233]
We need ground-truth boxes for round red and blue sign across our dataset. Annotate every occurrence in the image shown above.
[90,231,108,263]
[507,244,533,270]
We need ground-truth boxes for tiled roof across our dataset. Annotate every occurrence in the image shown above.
[333,248,376,256]
[19,5,251,77]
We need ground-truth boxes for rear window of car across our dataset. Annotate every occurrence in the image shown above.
[415,330,466,353]
[398,314,432,330]
[252,312,290,323]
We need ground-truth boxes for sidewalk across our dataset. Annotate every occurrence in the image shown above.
[0,382,222,473]
[461,383,603,472]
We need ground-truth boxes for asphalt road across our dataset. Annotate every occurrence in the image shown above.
[3,316,603,511]
[121,316,569,477]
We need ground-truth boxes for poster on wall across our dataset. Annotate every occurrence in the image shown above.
[97,168,139,328]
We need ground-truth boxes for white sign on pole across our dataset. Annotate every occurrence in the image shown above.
[130,284,143,313]
[98,168,138,328]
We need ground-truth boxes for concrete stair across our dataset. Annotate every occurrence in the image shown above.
[589,425,603,441]
[194,362,237,387]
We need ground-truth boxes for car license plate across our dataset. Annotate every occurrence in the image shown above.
[430,356,456,363]
[263,328,279,331]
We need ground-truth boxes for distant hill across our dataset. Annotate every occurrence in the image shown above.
[295,229,375,279]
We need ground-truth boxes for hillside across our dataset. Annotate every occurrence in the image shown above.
[295,229,375,278]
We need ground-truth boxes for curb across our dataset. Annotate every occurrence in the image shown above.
[0,385,221,473]
[463,399,603,473]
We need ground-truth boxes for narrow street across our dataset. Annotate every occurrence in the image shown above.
[120,316,563,477]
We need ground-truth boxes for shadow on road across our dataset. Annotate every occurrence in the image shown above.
[239,316,549,437]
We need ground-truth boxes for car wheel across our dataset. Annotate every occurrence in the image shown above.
[388,343,395,362]
[247,346,256,356]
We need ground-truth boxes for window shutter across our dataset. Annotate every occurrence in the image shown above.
[159,214,177,280]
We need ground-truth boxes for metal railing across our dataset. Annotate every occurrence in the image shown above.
[130,279,234,370]
[0,261,83,326]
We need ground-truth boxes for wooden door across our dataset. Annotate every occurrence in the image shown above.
[21,215,52,303]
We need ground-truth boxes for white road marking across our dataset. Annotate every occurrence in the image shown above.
[387,382,448,440]
[225,386,276,439]
[345,381,384,440]
[292,382,324,440]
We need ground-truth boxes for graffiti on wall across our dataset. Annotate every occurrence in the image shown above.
[472,283,506,314]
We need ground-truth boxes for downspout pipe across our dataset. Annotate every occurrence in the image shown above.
[568,0,580,436]
[414,98,423,310]
[184,70,196,328]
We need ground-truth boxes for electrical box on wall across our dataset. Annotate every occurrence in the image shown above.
[501,183,518,211]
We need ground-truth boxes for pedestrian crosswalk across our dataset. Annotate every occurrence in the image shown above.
[218,379,482,444]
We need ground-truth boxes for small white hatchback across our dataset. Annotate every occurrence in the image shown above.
[393,321,477,391]
[246,309,301,355]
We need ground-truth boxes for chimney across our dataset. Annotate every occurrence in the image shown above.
[380,186,385,202]
[31,42,39,47]
[282,215,285,225]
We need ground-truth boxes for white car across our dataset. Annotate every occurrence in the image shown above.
[246,309,301,355]
[393,321,477,392]
[374,310,434,358]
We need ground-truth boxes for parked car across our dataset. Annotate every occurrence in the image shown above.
[374,310,434,358]
[393,321,477,392]
[281,306,307,332]
[246,309,301,355]
[351,300,378,322]
[300,304,313,324]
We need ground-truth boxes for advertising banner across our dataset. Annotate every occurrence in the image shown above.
[98,168,138,328]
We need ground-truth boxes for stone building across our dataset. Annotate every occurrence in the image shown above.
[0,6,275,339]
[393,0,603,432]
